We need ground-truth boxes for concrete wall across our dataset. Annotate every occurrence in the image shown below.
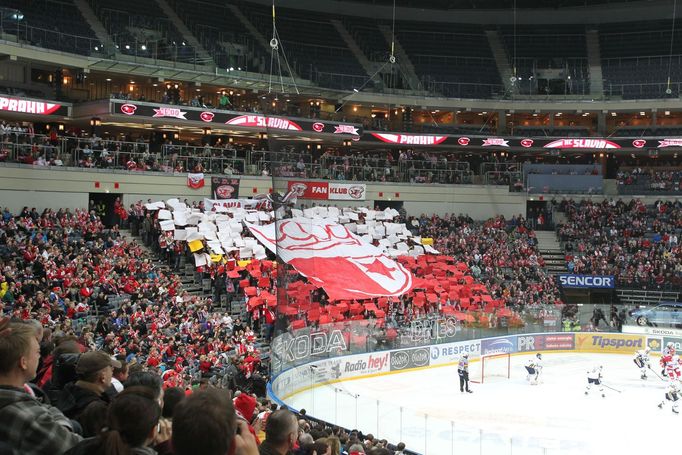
[0,166,527,219]
[3,166,682,219]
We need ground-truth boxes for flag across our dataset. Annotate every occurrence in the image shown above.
[187,173,205,189]
[246,218,414,301]
[188,239,204,253]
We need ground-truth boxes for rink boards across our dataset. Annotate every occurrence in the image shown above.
[268,331,675,404]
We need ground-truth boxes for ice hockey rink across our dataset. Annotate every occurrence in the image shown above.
[286,352,673,455]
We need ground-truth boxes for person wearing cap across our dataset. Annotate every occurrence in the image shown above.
[56,351,120,425]
[0,319,83,454]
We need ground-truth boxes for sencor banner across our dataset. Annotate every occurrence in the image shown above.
[558,274,615,289]
[575,333,645,353]
[111,100,362,136]
[517,334,575,352]
[287,181,366,201]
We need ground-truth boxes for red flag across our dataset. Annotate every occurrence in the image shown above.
[246,218,413,301]
[187,173,205,189]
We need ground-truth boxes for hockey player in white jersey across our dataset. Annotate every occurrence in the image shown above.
[586,365,605,397]
[525,353,543,385]
[633,347,651,380]
[658,381,680,414]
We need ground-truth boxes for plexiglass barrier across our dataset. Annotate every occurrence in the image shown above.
[268,307,585,455]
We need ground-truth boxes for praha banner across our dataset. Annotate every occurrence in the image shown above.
[363,133,682,150]
[112,100,362,136]
[0,96,68,116]
[558,274,615,289]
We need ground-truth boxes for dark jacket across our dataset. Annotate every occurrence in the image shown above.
[65,437,156,455]
[56,382,110,421]
[259,440,293,455]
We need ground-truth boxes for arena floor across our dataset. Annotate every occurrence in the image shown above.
[287,353,673,455]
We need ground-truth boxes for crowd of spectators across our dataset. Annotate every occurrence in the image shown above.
[556,198,682,288]
[0,203,421,454]
[617,167,682,194]
[0,204,267,397]
[15,195,672,454]
[416,213,562,308]
[7,120,682,192]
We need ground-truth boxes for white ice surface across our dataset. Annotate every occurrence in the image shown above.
[286,353,674,455]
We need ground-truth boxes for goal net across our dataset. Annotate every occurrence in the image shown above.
[469,353,511,384]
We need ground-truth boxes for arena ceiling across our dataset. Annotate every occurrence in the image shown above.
[344,0,642,8]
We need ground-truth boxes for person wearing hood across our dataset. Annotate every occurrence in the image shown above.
[56,351,120,434]
[234,391,261,445]
[0,319,82,454]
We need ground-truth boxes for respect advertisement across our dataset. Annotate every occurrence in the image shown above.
[481,336,517,355]
[429,340,482,366]
[389,347,430,371]
[517,334,575,352]
[575,333,645,353]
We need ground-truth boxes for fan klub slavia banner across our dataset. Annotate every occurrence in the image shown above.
[246,218,413,301]
[287,181,366,201]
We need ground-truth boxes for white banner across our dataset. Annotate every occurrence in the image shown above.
[203,198,260,211]
[328,183,366,201]
[622,325,682,337]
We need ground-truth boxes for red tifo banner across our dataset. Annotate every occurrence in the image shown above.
[246,218,413,301]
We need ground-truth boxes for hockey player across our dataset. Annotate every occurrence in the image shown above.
[662,342,676,376]
[664,355,682,382]
[633,347,651,380]
[525,353,543,384]
[586,365,605,397]
[660,351,681,381]
[658,381,680,414]
[664,342,676,357]
[458,354,473,393]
